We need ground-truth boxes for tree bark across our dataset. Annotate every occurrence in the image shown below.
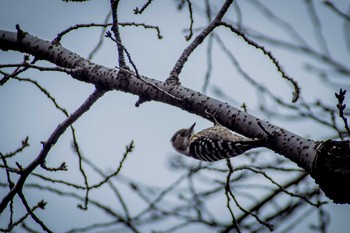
[1,29,349,204]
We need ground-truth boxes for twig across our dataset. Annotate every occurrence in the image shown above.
[134,0,154,14]
[324,1,350,21]
[0,200,46,232]
[53,21,163,45]
[202,34,213,92]
[0,153,14,190]
[89,141,134,189]
[53,23,112,44]
[105,31,140,78]
[1,62,75,74]
[166,0,234,85]
[219,22,300,102]
[224,159,241,233]
[236,172,308,223]
[304,0,330,56]
[0,54,32,85]
[18,192,51,233]
[13,77,69,116]
[115,67,182,104]
[0,88,106,214]
[238,166,325,207]
[106,31,181,104]
[41,162,67,172]
[249,1,309,47]
[185,0,194,41]
[1,136,29,159]
[335,89,350,136]
[71,128,90,210]
[119,22,162,39]
[88,11,112,60]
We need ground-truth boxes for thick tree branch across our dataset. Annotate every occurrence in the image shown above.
[1,29,349,203]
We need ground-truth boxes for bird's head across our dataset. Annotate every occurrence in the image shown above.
[170,123,196,156]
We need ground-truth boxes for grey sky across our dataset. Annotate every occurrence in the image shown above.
[1,0,350,232]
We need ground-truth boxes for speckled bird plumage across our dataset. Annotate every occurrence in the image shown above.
[171,121,263,162]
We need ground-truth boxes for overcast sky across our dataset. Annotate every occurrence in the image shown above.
[1,0,350,232]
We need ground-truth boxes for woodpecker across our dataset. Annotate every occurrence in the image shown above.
[170,121,263,162]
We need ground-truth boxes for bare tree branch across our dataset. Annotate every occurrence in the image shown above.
[0,88,106,213]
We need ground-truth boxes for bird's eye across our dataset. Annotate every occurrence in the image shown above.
[180,132,186,137]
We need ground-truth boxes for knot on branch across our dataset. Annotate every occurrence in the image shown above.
[311,139,350,204]
[165,74,181,86]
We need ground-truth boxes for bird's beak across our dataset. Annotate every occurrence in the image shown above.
[188,122,196,134]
